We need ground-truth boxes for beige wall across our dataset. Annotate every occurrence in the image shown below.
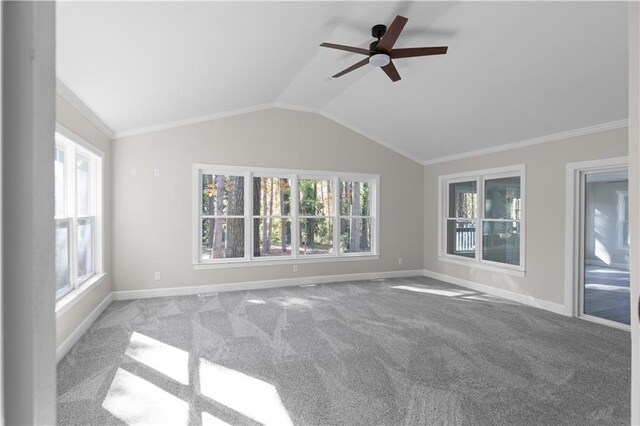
[55,94,112,348]
[424,127,628,306]
[112,108,424,292]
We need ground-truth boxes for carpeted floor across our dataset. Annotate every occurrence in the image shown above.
[57,276,630,425]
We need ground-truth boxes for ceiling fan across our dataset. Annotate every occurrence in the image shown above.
[320,15,448,82]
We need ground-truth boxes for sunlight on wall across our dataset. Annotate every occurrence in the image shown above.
[102,368,189,426]
[595,237,612,265]
[199,358,294,426]
[125,332,190,385]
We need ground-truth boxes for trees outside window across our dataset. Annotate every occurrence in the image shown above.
[339,181,372,253]
[201,174,245,259]
[253,176,292,257]
[195,166,378,266]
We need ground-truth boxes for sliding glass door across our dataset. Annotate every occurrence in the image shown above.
[580,169,630,326]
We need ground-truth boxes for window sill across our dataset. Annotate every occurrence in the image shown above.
[193,254,379,270]
[438,256,525,278]
[55,272,107,319]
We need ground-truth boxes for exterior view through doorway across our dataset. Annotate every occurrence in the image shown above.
[581,169,630,327]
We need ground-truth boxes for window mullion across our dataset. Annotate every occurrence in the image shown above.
[67,146,78,289]
[476,177,482,263]
[291,174,299,259]
[333,177,340,256]
[245,172,252,261]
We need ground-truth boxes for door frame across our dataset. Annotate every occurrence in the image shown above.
[565,157,629,329]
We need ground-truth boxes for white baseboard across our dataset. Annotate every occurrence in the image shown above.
[112,269,424,301]
[56,293,113,363]
[422,269,567,316]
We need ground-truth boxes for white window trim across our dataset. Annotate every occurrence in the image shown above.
[192,164,380,268]
[438,164,526,276]
[54,124,105,305]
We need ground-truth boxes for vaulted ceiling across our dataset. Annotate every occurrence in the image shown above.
[56,1,628,164]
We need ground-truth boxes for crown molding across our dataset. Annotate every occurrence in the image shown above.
[56,79,114,139]
[112,103,275,139]
[423,119,629,166]
[114,101,425,165]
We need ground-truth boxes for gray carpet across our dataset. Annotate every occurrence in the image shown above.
[57,276,630,425]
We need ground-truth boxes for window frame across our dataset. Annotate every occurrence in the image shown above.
[193,164,380,268]
[55,127,104,301]
[339,178,375,256]
[438,164,526,276]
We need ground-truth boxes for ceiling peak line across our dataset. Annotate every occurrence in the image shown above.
[422,119,629,166]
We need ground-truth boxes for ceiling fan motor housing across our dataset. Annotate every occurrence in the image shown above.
[372,24,386,40]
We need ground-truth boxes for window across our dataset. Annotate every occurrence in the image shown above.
[440,165,524,273]
[194,165,378,266]
[299,178,333,255]
[340,180,372,254]
[55,131,104,300]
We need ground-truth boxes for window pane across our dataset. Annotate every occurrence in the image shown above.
[340,181,370,216]
[201,218,244,259]
[484,176,521,219]
[77,156,90,216]
[448,181,477,218]
[446,220,476,258]
[202,174,245,216]
[253,177,291,217]
[55,147,65,217]
[340,218,371,253]
[299,218,333,255]
[299,179,333,216]
[78,218,94,279]
[253,218,292,257]
[55,221,71,295]
[482,221,520,265]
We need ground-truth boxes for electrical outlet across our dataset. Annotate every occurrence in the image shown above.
[398,258,403,265]
[293,265,298,272]
[154,168,161,177]
[154,271,161,281]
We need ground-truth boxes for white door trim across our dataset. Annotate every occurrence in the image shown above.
[564,156,629,320]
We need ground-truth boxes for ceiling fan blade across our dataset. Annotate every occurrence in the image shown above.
[332,57,370,78]
[391,46,448,59]
[376,15,408,53]
[320,42,371,56]
[381,60,401,82]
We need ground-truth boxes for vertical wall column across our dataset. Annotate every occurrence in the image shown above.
[2,2,57,424]
[629,2,640,425]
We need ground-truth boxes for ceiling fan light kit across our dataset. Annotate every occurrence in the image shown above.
[369,54,390,67]
[320,15,448,82]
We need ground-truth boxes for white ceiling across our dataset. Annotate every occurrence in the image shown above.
[57,1,628,164]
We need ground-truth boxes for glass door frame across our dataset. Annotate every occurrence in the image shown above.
[577,166,631,331]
